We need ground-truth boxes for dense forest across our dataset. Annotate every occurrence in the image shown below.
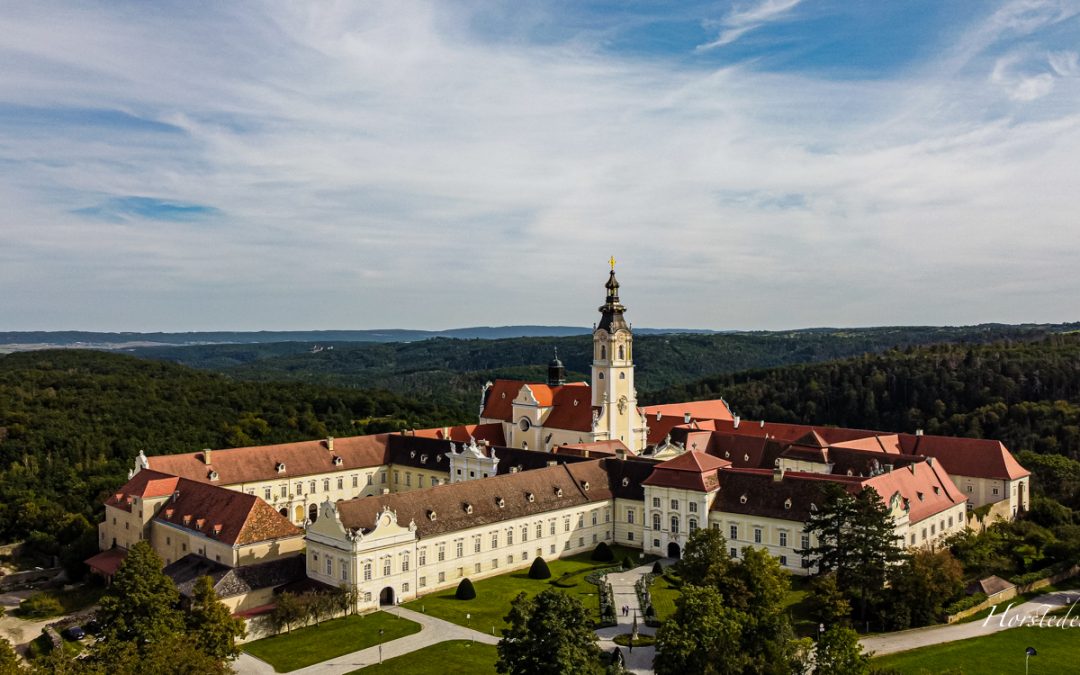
[134,323,1078,417]
[0,350,458,570]
[647,333,1080,461]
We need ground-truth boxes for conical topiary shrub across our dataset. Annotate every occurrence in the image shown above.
[591,541,614,562]
[528,556,552,579]
[455,577,476,600]
[652,560,664,575]
[622,555,633,570]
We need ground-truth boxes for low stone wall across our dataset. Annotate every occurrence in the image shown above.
[0,567,63,591]
[946,564,1080,623]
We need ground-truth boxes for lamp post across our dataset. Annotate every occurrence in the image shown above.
[467,613,472,645]
[379,628,384,664]
[1026,646,1037,675]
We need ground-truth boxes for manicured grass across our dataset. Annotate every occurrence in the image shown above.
[346,640,498,675]
[613,633,656,647]
[872,624,1080,674]
[402,545,645,634]
[782,574,817,636]
[243,612,421,672]
[648,573,681,622]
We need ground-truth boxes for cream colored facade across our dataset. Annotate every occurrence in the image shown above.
[306,499,613,612]
[953,474,1029,515]
[642,484,718,559]
[150,522,304,568]
[98,495,169,552]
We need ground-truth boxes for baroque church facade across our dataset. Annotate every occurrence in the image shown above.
[90,265,1031,616]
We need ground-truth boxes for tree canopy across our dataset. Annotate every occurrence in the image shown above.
[497,588,602,675]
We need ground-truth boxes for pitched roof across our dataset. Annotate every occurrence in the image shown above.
[152,478,303,547]
[555,440,629,457]
[901,434,1030,480]
[713,468,856,521]
[413,423,506,445]
[480,380,526,421]
[862,458,966,523]
[145,434,391,485]
[85,548,128,576]
[165,553,306,600]
[641,451,730,491]
[104,469,180,512]
[641,399,733,422]
[543,386,595,432]
[336,460,610,538]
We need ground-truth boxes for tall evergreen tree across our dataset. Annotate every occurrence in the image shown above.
[94,541,184,648]
[187,575,246,661]
[497,589,601,675]
[800,485,903,622]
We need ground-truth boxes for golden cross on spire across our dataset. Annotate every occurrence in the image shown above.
[608,255,616,271]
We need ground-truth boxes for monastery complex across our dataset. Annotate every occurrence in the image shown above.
[87,266,1031,616]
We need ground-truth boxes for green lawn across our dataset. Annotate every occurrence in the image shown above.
[402,545,647,635]
[346,640,498,675]
[957,577,1080,624]
[648,573,681,622]
[782,574,816,636]
[872,625,1079,674]
[243,612,421,672]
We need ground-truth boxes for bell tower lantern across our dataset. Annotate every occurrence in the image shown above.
[592,258,640,450]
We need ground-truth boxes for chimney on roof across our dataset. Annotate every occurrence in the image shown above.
[547,460,558,467]
[926,456,934,466]
[202,448,212,465]
[583,449,590,458]
[916,429,924,436]
[616,448,626,460]
[773,466,785,482]
[760,420,765,428]
[326,437,334,452]
[683,412,691,424]
[734,416,740,429]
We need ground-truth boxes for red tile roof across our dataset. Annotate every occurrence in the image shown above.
[480,380,526,421]
[147,477,303,546]
[544,386,596,432]
[642,451,730,491]
[480,379,595,432]
[901,435,1029,480]
[862,458,966,524]
[413,423,506,445]
[641,399,733,422]
[555,440,629,457]
[145,434,390,485]
[85,548,128,576]
[104,469,180,512]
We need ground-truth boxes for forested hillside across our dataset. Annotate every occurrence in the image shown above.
[134,323,1077,415]
[0,350,458,569]
[649,334,1080,461]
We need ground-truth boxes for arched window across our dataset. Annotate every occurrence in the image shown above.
[618,345,624,360]
[326,557,333,575]
[671,516,680,534]
[600,345,606,360]
[308,503,318,523]
[402,551,410,572]
[383,557,391,576]
[619,372,625,380]
[652,513,661,531]
[598,372,604,380]
[689,518,698,533]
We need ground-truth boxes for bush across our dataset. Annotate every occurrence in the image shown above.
[591,542,614,562]
[622,556,633,570]
[529,557,552,580]
[455,578,476,600]
[944,593,986,616]
[18,593,65,619]
[652,561,664,575]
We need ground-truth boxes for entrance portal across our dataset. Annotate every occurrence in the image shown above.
[380,586,395,606]
[667,542,681,559]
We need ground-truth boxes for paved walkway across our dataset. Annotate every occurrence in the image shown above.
[595,561,669,675]
[861,589,1080,656]
[234,606,497,675]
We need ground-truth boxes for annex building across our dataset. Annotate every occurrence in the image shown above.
[89,265,1031,615]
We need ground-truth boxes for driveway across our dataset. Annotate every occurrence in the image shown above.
[595,561,668,675]
[860,589,1080,656]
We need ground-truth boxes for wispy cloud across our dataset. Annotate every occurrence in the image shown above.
[0,1,1078,331]
[697,0,803,50]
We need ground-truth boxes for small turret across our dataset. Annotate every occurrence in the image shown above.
[547,348,566,386]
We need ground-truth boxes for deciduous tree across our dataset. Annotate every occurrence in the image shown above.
[654,585,746,675]
[94,541,183,648]
[497,589,601,675]
[187,575,246,661]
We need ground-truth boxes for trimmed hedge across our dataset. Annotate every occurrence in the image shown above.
[622,556,633,570]
[591,542,614,562]
[455,578,476,600]
[945,593,986,615]
[528,557,552,580]
[652,561,664,575]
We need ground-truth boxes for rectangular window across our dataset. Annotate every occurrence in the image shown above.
[578,537,584,547]
[779,555,788,566]
[801,533,810,550]
[730,525,738,540]
[627,510,635,524]
[491,533,498,549]
[406,473,412,487]
[368,474,374,485]
[456,541,463,558]
[550,544,556,554]
[383,558,391,576]
[364,563,372,580]
[591,512,597,525]
[670,499,679,510]
[402,553,410,572]
[754,528,762,544]
[474,537,481,553]
[492,558,499,569]
[689,502,698,513]
[352,475,359,488]
[431,476,438,487]
[779,532,788,547]
[507,530,514,545]
[419,577,426,588]
[394,471,400,484]
[564,517,571,532]
[652,497,660,508]
[310,480,316,494]
[537,523,542,539]
[296,482,303,495]
[627,531,634,541]
[730,548,737,557]
[264,487,271,500]
[323,478,330,492]
[550,520,556,535]
[419,548,426,566]
[438,571,445,583]
[326,558,333,575]
[280,485,287,498]
[364,592,372,603]
[437,545,445,562]
[507,555,513,565]
[592,533,597,543]
[342,563,348,581]
[522,526,528,542]
[381,472,387,484]
[475,563,481,573]
[337,477,343,490]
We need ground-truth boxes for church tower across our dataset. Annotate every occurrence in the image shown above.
[592,259,641,450]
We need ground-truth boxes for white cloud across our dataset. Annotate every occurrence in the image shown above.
[1048,50,1080,76]
[697,0,803,50]
[0,1,1078,331]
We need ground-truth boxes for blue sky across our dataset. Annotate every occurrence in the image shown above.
[1,1,1079,331]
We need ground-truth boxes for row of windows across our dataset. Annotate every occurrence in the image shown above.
[648,498,698,513]
[650,513,698,534]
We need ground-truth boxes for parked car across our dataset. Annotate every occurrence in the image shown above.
[62,626,86,640]
[84,619,102,636]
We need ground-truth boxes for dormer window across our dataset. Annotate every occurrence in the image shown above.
[933,486,941,495]
[582,481,590,491]
[212,524,222,537]
[917,492,924,501]
[464,503,473,514]
[496,497,505,508]
[724,451,730,458]
[809,503,818,512]
[421,454,428,464]
[743,454,749,462]
[555,487,563,497]
[276,462,287,473]
[438,454,444,462]
[501,392,506,399]
[428,510,437,521]
[410,450,416,458]
[208,470,219,481]
[774,458,780,467]
[332,456,343,466]
[784,498,792,510]
[621,477,629,487]
[573,399,579,406]
[164,508,174,519]
[656,411,662,421]
[182,514,192,526]
[739,494,748,504]
[526,492,535,503]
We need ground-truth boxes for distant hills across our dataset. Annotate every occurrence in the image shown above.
[0,325,717,352]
